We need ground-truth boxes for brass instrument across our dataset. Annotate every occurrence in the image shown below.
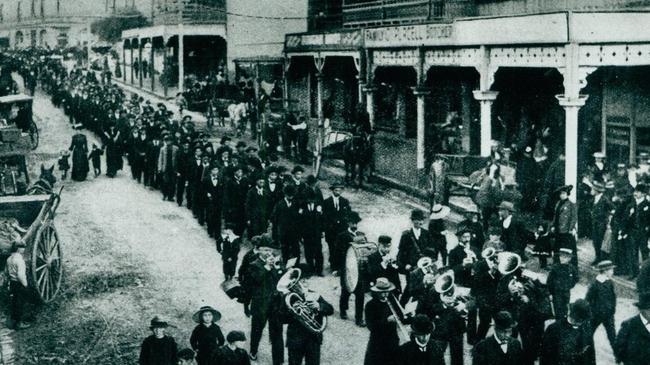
[276,268,327,334]
[417,256,437,275]
[386,293,413,339]
[434,271,470,317]
[497,252,548,305]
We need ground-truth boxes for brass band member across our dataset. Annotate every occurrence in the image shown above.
[338,211,366,326]
[364,278,400,365]
[366,235,401,293]
[469,247,501,343]
[430,273,468,365]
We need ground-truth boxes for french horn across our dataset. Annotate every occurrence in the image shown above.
[276,268,327,334]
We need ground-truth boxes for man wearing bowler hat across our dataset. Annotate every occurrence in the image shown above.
[139,316,178,365]
[615,260,650,365]
[498,201,531,260]
[397,209,436,273]
[472,311,522,365]
[551,185,578,266]
[323,182,351,273]
[397,314,444,365]
[541,299,595,365]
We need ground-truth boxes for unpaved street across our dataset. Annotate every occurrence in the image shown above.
[2,90,637,364]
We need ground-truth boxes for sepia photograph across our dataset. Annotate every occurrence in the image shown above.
[0,0,649,364]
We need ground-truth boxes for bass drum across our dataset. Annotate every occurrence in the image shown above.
[344,243,377,292]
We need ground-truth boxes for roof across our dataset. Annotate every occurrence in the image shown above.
[0,94,33,104]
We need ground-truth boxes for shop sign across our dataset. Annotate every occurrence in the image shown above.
[285,30,362,51]
[365,24,452,48]
[606,117,630,146]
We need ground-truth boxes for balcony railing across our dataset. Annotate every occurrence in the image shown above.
[342,0,476,28]
[154,0,226,26]
[477,0,650,17]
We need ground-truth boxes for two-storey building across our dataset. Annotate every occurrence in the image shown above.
[285,0,650,200]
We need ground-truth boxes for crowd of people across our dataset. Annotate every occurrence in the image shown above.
[3,49,650,365]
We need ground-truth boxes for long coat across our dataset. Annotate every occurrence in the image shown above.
[245,187,270,238]
[396,228,436,272]
[397,338,446,365]
[138,335,178,365]
[615,315,650,365]
[364,298,399,365]
[541,319,595,365]
[472,335,523,365]
[69,133,89,181]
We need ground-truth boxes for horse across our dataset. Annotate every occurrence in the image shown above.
[227,102,248,137]
[27,164,56,195]
[343,133,373,188]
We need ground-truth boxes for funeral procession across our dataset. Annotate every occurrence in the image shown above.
[4,1,650,365]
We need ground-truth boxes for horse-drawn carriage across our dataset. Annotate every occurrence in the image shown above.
[0,130,64,303]
[0,94,39,150]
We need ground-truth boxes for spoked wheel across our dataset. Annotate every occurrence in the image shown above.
[28,222,63,303]
[29,121,39,150]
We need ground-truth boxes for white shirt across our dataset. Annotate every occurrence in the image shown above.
[493,334,508,354]
[284,198,292,208]
[412,228,421,240]
[268,181,276,191]
[6,252,27,286]
[640,313,650,334]
[595,274,609,283]
[332,196,340,210]
[502,215,512,229]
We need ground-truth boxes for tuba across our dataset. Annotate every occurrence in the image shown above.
[497,252,548,306]
[276,268,327,334]
[434,271,470,317]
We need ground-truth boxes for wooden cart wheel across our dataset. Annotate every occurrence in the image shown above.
[29,222,63,303]
[29,121,39,150]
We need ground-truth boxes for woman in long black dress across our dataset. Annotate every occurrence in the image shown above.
[104,125,123,178]
[68,133,89,181]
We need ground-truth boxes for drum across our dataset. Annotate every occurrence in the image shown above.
[344,243,377,292]
[220,277,242,300]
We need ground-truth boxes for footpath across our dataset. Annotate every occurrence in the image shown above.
[114,80,638,299]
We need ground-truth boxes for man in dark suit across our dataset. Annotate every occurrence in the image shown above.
[270,184,302,263]
[246,174,270,240]
[284,165,309,207]
[590,181,612,264]
[301,193,325,276]
[397,209,436,273]
[322,182,351,273]
[224,165,249,236]
[615,260,650,365]
[144,136,162,188]
[337,211,365,326]
[470,248,501,343]
[157,135,178,201]
[366,235,401,293]
[175,142,193,207]
[397,314,445,365]
[627,183,650,278]
[541,299,595,365]
[448,228,476,288]
[552,185,578,266]
[264,166,284,211]
[472,311,522,365]
[204,167,224,242]
[498,201,532,261]
[187,147,204,213]
[194,156,213,225]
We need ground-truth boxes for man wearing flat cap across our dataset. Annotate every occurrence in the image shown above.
[472,311,522,365]
[397,314,445,365]
[139,316,178,365]
[615,260,650,365]
[397,209,436,274]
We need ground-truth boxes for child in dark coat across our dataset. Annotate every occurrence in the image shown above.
[586,260,617,354]
[211,331,251,365]
[220,226,241,280]
[190,306,225,365]
[88,144,104,177]
[547,248,579,319]
[58,150,70,180]
[531,224,553,269]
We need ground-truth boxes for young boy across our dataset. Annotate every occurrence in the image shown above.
[211,330,251,365]
[177,348,196,365]
[220,225,241,281]
[88,144,103,177]
[58,150,70,180]
[6,241,30,330]
[547,248,579,319]
[586,260,617,353]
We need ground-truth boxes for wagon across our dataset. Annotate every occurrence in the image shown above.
[0,191,63,303]
[0,94,39,150]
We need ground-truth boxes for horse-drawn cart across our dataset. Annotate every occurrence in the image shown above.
[0,94,39,150]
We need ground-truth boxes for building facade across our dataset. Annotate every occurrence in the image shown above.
[285,0,650,199]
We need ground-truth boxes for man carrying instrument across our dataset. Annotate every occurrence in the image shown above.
[247,239,285,364]
[397,209,436,273]
[364,278,400,365]
[470,247,501,343]
[280,271,334,365]
[429,273,468,365]
[366,235,401,293]
[448,228,477,288]
[338,211,366,326]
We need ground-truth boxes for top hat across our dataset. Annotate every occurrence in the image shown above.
[494,311,516,330]
[498,201,515,212]
[370,277,396,292]
[596,260,616,272]
[410,209,426,221]
[226,330,247,343]
[429,204,450,220]
[192,306,222,323]
[149,315,169,329]
[410,314,434,335]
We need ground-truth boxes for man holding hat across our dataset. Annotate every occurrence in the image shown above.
[397,209,436,273]
[211,331,250,365]
[397,314,445,365]
[472,311,522,365]
[551,185,578,266]
[6,241,29,330]
[139,316,178,365]
[590,180,613,264]
[541,299,595,365]
[323,182,351,273]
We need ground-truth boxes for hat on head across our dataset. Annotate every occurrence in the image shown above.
[558,248,574,256]
[410,314,434,335]
[220,136,231,144]
[177,348,195,360]
[236,141,247,148]
[596,260,615,272]
[487,225,501,236]
[635,184,647,193]
[226,330,247,343]
[149,315,169,329]
[592,180,606,193]
[617,163,627,169]
[245,146,258,153]
[498,201,515,212]
[265,165,278,175]
[410,209,426,221]
[330,181,345,190]
[292,165,305,174]
[555,185,573,195]
[494,311,516,330]
[192,306,222,323]
[378,235,392,245]
[370,277,396,292]
[182,115,192,121]
[569,299,591,323]
[258,236,280,250]
[283,184,296,197]
[456,226,473,237]
[593,152,606,159]
[346,211,362,224]
[429,204,450,220]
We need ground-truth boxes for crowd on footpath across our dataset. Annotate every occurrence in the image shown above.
[3,49,650,365]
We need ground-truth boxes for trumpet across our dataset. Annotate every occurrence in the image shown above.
[417,256,437,275]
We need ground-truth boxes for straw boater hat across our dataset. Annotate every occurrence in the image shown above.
[593,152,606,159]
[370,277,396,292]
[596,260,615,272]
[558,248,574,257]
[192,306,222,323]
[429,204,450,220]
